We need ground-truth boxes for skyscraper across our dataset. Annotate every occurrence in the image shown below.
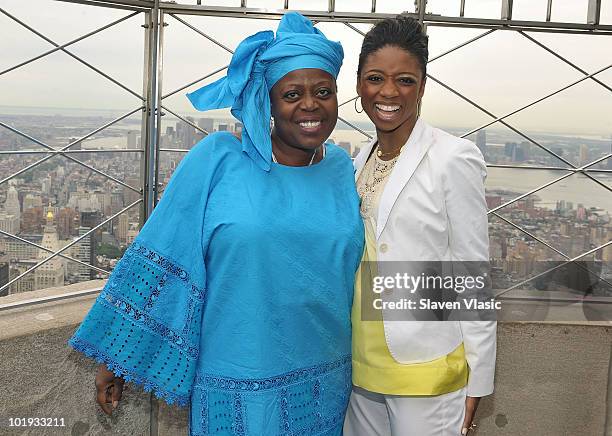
[4,184,20,221]
[476,129,487,159]
[34,210,64,290]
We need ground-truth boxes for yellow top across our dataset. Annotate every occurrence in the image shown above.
[351,219,468,395]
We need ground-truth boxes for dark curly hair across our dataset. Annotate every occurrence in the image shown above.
[357,15,429,78]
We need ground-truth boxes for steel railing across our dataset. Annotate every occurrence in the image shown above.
[1,0,611,303]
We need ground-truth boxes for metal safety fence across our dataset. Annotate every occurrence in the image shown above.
[1,0,611,308]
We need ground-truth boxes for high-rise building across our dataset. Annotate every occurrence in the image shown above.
[117,213,129,244]
[198,118,214,134]
[0,256,9,297]
[338,141,351,155]
[476,129,487,159]
[34,210,64,291]
[21,207,44,234]
[580,144,589,166]
[184,117,197,148]
[218,123,228,132]
[75,226,94,282]
[127,130,139,149]
[23,193,42,210]
[4,185,20,221]
[0,212,20,235]
[57,207,79,240]
[234,122,243,134]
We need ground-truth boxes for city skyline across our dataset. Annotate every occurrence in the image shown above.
[1,0,611,134]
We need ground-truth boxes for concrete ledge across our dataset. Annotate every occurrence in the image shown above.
[0,285,610,435]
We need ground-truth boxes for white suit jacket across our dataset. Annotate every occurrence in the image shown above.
[353,118,497,397]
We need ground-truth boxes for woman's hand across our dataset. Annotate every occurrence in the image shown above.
[461,396,481,434]
[95,364,125,415]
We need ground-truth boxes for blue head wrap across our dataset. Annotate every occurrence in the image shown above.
[186,12,344,171]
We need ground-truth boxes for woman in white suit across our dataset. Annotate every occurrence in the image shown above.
[344,16,496,436]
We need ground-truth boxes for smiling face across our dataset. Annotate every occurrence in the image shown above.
[357,45,426,138]
[270,68,338,156]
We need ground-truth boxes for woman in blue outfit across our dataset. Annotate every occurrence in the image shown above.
[69,12,364,436]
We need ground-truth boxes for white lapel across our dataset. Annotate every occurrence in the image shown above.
[353,137,377,181]
[376,118,433,239]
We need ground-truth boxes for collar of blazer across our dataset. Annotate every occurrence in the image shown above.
[354,118,434,240]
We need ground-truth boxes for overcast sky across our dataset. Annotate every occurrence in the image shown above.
[1,0,611,135]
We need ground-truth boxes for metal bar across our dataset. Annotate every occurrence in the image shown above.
[518,31,612,94]
[159,148,189,153]
[587,0,602,25]
[0,200,142,294]
[0,286,103,312]
[337,116,373,139]
[153,4,612,32]
[416,0,427,23]
[284,0,289,10]
[490,212,612,289]
[328,0,335,13]
[487,164,575,172]
[0,149,144,155]
[54,0,152,10]
[495,238,612,298]
[428,29,496,63]
[0,121,141,192]
[460,62,612,139]
[546,0,553,22]
[487,153,611,215]
[344,22,366,36]
[460,0,465,17]
[425,21,612,36]
[169,14,234,54]
[0,10,139,77]
[143,2,161,219]
[241,0,247,8]
[0,229,110,276]
[154,10,166,206]
[371,0,376,14]
[139,11,152,228]
[0,9,143,100]
[338,96,358,108]
[501,0,513,20]
[161,64,228,100]
[161,105,210,135]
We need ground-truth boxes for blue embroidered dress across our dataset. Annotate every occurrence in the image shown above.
[69,132,364,436]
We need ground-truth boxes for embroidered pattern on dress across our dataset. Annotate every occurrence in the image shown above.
[201,390,208,434]
[278,381,346,436]
[195,355,350,391]
[144,272,168,310]
[233,393,246,436]
[183,299,196,335]
[100,290,199,359]
[280,388,290,434]
[132,242,190,281]
[68,336,190,406]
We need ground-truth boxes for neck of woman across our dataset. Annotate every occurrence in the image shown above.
[271,137,322,167]
[376,117,418,157]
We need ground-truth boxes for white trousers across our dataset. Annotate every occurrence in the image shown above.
[343,386,466,436]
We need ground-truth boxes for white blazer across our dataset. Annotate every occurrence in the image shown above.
[354,118,497,397]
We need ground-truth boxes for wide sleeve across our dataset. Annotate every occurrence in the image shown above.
[442,139,497,398]
[68,136,221,406]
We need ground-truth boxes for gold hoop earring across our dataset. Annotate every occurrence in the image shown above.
[354,96,364,113]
